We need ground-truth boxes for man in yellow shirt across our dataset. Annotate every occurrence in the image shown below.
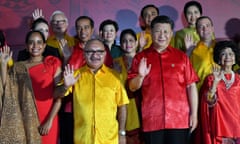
[188,16,216,91]
[56,39,129,144]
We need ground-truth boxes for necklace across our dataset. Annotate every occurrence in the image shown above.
[222,70,235,89]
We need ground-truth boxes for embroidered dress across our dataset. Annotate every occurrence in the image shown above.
[0,56,61,144]
[200,73,240,144]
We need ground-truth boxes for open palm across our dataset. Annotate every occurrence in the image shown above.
[0,45,12,65]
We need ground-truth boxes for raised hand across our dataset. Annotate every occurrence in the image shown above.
[138,31,147,52]
[63,64,80,88]
[212,64,222,82]
[32,8,44,20]
[138,57,151,78]
[0,45,12,65]
[184,33,196,50]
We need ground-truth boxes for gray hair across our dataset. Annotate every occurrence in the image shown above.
[50,10,68,23]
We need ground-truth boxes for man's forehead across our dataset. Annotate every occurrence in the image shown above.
[53,14,66,19]
[85,41,105,50]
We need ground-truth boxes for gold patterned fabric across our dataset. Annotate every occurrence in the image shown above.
[0,62,41,144]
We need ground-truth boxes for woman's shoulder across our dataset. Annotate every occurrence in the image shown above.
[44,55,61,66]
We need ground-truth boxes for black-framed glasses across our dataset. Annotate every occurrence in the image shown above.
[84,50,105,55]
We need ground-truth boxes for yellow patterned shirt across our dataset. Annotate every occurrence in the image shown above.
[190,41,216,90]
[66,64,129,144]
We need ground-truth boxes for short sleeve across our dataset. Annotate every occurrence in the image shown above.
[184,54,199,85]
[44,56,62,75]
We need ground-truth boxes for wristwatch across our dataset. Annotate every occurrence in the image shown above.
[119,130,126,136]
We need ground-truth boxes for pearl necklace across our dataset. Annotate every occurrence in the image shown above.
[222,71,235,89]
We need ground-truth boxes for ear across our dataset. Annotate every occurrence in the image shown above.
[99,30,103,38]
[169,30,173,38]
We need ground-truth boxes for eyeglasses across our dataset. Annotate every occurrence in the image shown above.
[51,20,66,25]
[84,50,105,55]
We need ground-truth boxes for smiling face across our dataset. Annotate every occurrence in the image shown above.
[121,33,137,54]
[76,18,94,44]
[102,24,117,43]
[196,18,214,41]
[51,13,68,34]
[84,40,106,72]
[186,5,201,26]
[151,23,173,51]
[27,32,46,57]
[219,47,236,67]
[142,7,158,28]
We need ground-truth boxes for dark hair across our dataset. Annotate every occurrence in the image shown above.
[151,15,174,30]
[0,30,6,47]
[25,30,46,44]
[75,16,94,29]
[184,1,202,18]
[120,29,137,43]
[213,40,239,65]
[31,18,49,30]
[140,4,159,18]
[99,19,119,32]
[196,16,213,28]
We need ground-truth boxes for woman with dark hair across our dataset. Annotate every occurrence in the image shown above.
[113,29,141,144]
[99,19,123,59]
[17,17,60,61]
[173,0,202,52]
[0,30,62,144]
[200,40,240,144]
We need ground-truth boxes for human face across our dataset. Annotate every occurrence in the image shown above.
[151,23,173,51]
[27,32,46,57]
[51,14,68,34]
[121,33,137,54]
[84,40,106,72]
[197,18,214,41]
[34,22,49,40]
[76,19,94,43]
[219,47,235,67]
[186,6,201,26]
[143,7,158,27]
[102,25,117,43]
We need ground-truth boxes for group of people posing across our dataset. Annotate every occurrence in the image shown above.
[0,1,240,144]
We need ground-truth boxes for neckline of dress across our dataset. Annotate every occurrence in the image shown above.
[222,70,235,89]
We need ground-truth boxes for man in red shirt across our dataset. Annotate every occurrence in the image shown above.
[128,15,199,144]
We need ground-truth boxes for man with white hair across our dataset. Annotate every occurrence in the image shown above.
[48,10,76,144]
[47,10,75,65]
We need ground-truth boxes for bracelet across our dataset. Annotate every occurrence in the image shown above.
[207,90,215,101]
[119,130,126,136]
[206,91,217,106]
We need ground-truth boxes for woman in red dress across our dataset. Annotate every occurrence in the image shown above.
[0,30,62,144]
[200,40,240,144]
